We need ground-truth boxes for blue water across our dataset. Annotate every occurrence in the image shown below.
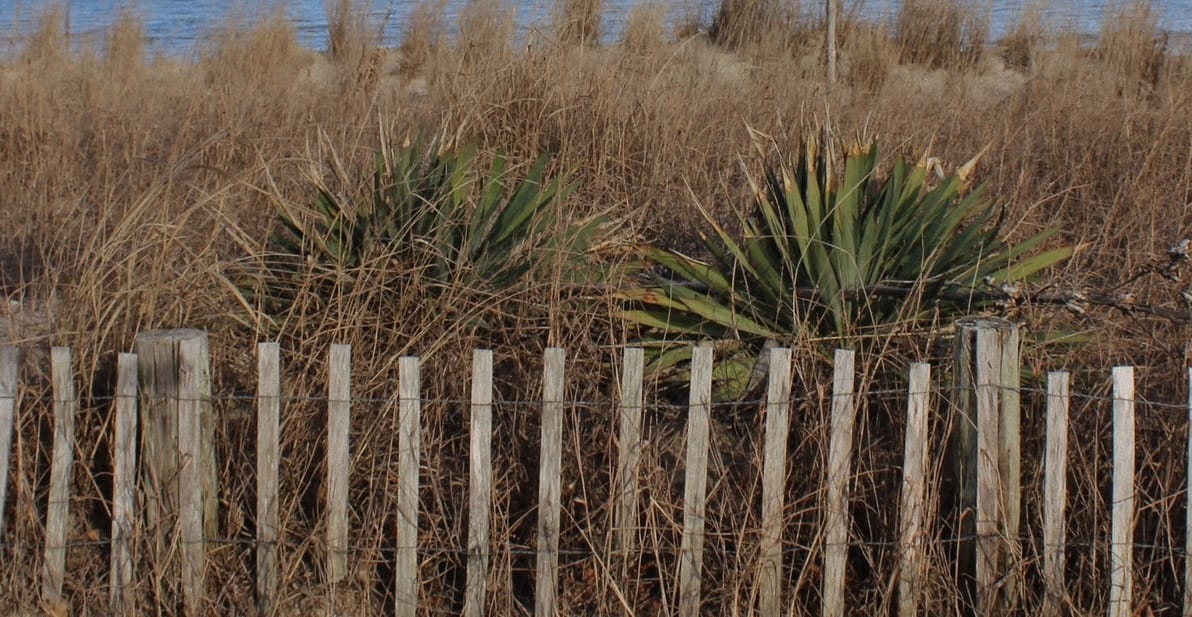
[1,0,1189,57]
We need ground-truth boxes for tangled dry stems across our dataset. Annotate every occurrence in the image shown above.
[1,0,1190,613]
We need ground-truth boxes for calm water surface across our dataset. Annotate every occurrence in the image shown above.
[1,0,1189,56]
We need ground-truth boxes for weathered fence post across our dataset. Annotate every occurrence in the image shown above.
[0,346,18,539]
[1109,367,1135,617]
[950,317,1020,615]
[256,343,280,617]
[613,347,644,561]
[758,347,792,617]
[1042,371,1070,617]
[326,344,351,584]
[899,362,931,617]
[677,346,713,617]
[111,353,139,614]
[465,350,494,617]
[395,356,421,617]
[43,347,77,607]
[135,328,218,597]
[536,349,565,617]
[822,349,857,617]
[177,337,208,615]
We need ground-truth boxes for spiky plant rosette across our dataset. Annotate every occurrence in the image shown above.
[236,134,610,334]
[619,134,1076,399]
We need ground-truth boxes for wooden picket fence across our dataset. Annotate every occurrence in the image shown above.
[0,323,1189,616]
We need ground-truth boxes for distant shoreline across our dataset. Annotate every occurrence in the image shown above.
[1,0,1190,59]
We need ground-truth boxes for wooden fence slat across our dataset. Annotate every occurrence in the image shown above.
[326,344,351,584]
[256,343,280,617]
[759,347,793,617]
[535,349,566,617]
[823,349,857,617]
[1185,367,1192,617]
[465,350,494,617]
[614,347,644,559]
[1042,371,1070,617]
[974,327,1002,614]
[395,356,421,617]
[43,347,76,605]
[0,346,18,539]
[1109,366,1135,617]
[677,346,713,617]
[998,324,1022,613]
[110,353,139,614]
[178,337,207,616]
[898,362,931,617]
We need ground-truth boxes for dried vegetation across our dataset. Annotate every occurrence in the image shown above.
[0,0,1190,613]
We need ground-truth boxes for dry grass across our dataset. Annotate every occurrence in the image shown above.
[1,0,1191,613]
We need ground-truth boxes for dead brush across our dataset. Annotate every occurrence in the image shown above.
[2,1,1192,613]
[555,0,603,47]
[1097,0,1169,96]
[895,0,989,69]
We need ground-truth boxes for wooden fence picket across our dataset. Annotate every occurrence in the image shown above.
[256,343,280,617]
[536,349,565,617]
[465,350,494,617]
[1186,368,1192,617]
[677,346,713,617]
[0,346,17,539]
[759,347,793,617]
[1042,371,1070,617]
[43,347,76,606]
[614,347,644,561]
[898,362,930,617]
[326,344,351,584]
[1109,367,1135,617]
[396,356,422,617]
[111,353,139,614]
[178,337,207,616]
[823,349,857,617]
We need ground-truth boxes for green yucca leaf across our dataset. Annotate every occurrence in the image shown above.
[620,136,1074,400]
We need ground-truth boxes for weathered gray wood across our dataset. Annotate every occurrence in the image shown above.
[614,347,644,558]
[465,350,494,617]
[899,362,931,617]
[178,337,207,616]
[43,347,76,605]
[758,347,792,617]
[1042,371,1070,617]
[998,324,1022,613]
[822,349,857,617]
[326,344,351,583]
[974,327,1001,615]
[0,346,18,539]
[951,317,1017,614]
[1186,368,1192,617]
[111,353,139,614]
[395,356,421,617]
[677,346,712,617]
[1109,366,1135,617]
[135,328,218,579]
[256,343,280,617]
[535,348,565,617]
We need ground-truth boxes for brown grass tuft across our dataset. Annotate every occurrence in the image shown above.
[555,0,603,46]
[896,0,989,68]
[1098,0,1168,95]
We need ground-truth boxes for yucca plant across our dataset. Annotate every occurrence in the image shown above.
[244,135,607,326]
[619,136,1075,399]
